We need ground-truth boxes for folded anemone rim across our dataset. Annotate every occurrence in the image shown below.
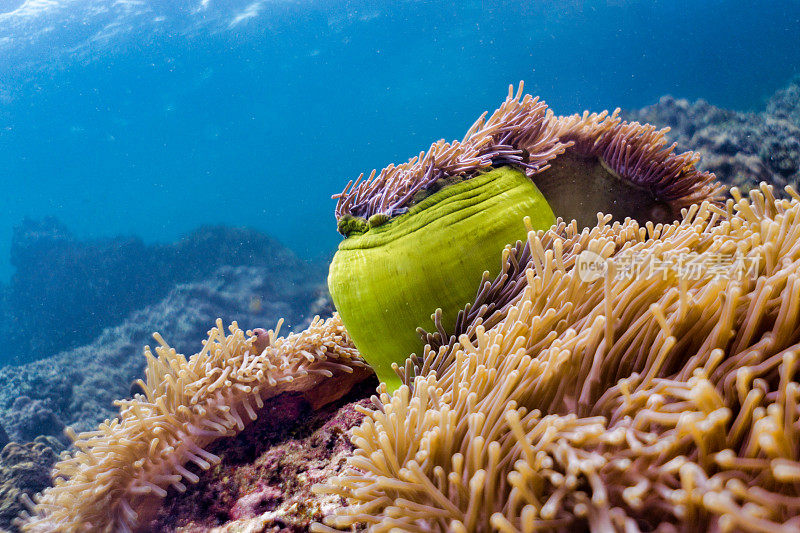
[332,82,723,233]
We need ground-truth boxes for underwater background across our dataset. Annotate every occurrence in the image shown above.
[1,1,800,530]
[2,0,800,283]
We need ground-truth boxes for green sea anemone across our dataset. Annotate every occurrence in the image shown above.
[328,84,721,391]
[328,166,555,389]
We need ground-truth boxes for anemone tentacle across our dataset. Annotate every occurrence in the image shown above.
[333,82,568,225]
[553,110,724,211]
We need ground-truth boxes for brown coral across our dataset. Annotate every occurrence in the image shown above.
[316,185,800,532]
[20,315,368,533]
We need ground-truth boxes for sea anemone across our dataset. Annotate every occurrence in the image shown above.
[328,83,722,390]
[19,315,368,533]
[329,164,557,391]
[315,184,800,532]
[18,85,733,532]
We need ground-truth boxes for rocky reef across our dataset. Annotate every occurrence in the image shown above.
[0,218,324,366]
[624,77,800,191]
[0,438,66,532]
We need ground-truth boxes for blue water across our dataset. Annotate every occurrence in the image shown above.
[1,0,799,281]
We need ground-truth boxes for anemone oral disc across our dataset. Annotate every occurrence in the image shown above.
[532,150,678,228]
[328,165,555,391]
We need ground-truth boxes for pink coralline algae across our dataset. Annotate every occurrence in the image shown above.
[142,377,376,532]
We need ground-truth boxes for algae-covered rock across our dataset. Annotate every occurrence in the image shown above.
[142,377,376,532]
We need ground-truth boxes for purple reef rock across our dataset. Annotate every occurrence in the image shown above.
[143,376,377,532]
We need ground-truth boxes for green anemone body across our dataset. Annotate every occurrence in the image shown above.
[328,166,556,391]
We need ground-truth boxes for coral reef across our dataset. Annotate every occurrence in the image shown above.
[0,224,332,532]
[15,83,800,533]
[2,397,66,446]
[625,77,800,192]
[144,377,377,532]
[767,79,800,126]
[20,314,369,532]
[330,83,720,391]
[0,218,323,366]
[1,262,333,533]
[317,185,800,531]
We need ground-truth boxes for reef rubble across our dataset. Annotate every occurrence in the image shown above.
[143,377,376,533]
